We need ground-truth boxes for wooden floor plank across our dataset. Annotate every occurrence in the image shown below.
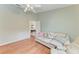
[0,37,50,54]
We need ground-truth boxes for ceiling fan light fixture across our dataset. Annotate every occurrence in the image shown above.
[24,4,36,13]
[27,4,30,8]
[24,7,27,12]
[16,4,41,13]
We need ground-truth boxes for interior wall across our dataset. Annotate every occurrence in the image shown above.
[0,4,37,45]
[37,5,79,41]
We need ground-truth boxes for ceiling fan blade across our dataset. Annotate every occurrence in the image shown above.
[30,7,37,13]
[16,4,26,9]
[31,4,41,7]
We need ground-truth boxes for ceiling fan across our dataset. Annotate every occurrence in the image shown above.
[16,4,41,13]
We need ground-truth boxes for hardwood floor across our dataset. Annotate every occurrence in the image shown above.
[0,36,50,54]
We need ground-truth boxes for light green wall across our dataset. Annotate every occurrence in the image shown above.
[37,5,79,41]
[0,4,37,44]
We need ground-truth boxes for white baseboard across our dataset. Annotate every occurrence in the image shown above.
[0,39,26,46]
[0,32,30,46]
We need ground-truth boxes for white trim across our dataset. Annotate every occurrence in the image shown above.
[0,32,30,46]
[0,38,27,46]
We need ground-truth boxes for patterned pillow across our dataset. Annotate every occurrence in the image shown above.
[47,32,55,39]
[37,32,44,37]
[43,32,48,38]
[54,32,66,37]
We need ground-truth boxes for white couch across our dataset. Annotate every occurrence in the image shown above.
[36,32,71,54]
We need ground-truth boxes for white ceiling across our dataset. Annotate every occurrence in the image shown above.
[17,4,72,13]
[34,4,72,13]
